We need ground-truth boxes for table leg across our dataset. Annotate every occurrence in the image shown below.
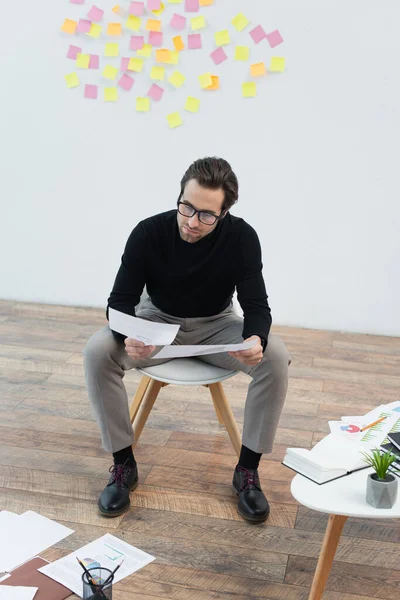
[308,514,347,600]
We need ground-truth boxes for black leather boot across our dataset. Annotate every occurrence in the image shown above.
[98,462,138,517]
[232,465,270,523]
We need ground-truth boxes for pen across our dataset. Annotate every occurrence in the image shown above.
[102,559,124,586]
[76,557,107,600]
[360,416,387,432]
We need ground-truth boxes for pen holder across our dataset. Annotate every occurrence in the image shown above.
[82,567,114,599]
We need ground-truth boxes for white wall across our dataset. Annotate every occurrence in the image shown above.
[1,0,399,336]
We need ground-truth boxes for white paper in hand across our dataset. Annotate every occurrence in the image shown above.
[152,339,257,359]
[108,308,180,345]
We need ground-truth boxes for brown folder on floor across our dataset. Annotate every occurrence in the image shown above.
[0,557,72,599]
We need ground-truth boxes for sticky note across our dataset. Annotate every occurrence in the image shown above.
[185,96,200,112]
[152,2,165,15]
[67,45,81,60]
[149,31,163,45]
[198,72,212,88]
[89,54,99,69]
[84,84,98,99]
[121,57,130,70]
[173,35,184,51]
[249,25,266,44]
[146,18,162,31]
[137,44,152,57]
[104,87,118,101]
[168,70,185,88]
[235,46,249,61]
[168,0,182,3]
[70,0,84,4]
[242,82,256,97]
[214,30,230,46]
[87,23,102,38]
[231,12,249,32]
[87,5,104,21]
[102,64,118,79]
[167,112,182,128]
[148,0,161,9]
[188,33,201,49]
[156,48,171,62]
[118,73,135,90]
[130,35,144,50]
[76,53,90,68]
[210,47,227,65]
[61,19,77,34]
[112,5,122,13]
[185,0,199,12]
[267,29,284,48]
[191,16,205,30]
[129,1,144,15]
[65,72,80,88]
[206,75,219,90]
[105,43,119,57]
[199,0,213,4]
[270,56,285,72]
[147,83,164,101]
[128,57,144,71]
[170,13,186,30]
[250,62,266,77]
[107,23,122,36]
[166,51,179,64]
[136,97,150,111]
[76,19,92,33]
[126,16,141,31]
[150,66,165,80]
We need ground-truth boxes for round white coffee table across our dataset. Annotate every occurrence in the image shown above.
[291,468,400,600]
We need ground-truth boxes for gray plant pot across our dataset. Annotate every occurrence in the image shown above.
[366,473,398,509]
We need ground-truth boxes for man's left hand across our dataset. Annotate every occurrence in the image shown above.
[228,335,263,366]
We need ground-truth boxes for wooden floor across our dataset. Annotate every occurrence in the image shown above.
[1,300,400,600]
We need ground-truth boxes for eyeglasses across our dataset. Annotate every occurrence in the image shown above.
[177,199,225,226]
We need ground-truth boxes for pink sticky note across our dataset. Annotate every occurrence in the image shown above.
[84,84,98,99]
[118,73,135,91]
[89,54,99,69]
[121,57,130,70]
[266,29,283,48]
[148,30,163,46]
[185,0,199,12]
[188,33,201,49]
[249,25,267,44]
[129,1,144,15]
[77,19,92,33]
[70,0,84,4]
[130,35,144,50]
[87,5,104,21]
[67,45,82,59]
[147,83,164,101]
[148,0,161,10]
[210,46,227,65]
[170,13,186,30]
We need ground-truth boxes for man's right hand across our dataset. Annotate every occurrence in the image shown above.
[124,338,156,360]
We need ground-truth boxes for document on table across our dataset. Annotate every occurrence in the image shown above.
[0,587,38,600]
[152,339,257,359]
[108,307,180,345]
[39,533,155,597]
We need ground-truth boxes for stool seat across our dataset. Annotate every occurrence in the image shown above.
[136,358,238,386]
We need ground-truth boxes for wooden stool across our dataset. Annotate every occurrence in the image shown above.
[129,358,241,457]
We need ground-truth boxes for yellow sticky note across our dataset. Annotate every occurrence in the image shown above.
[61,19,77,34]
[137,44,152,57]
[126,16,141,31]
[242,82,256,98]
[87,23,102,38]
[270,56,285,72]
[191,16,206,30]
[231,12,249,32]
[166,50,179,64]
[185,96,200,113]
[104,87,118,102]
[206,75,219,90]
[173,35,184,51]
[167,112,183,128]
[136,97,150,112]
[65,72,80,88]
[235,46,250,61]
[76,53,90,69]
[156,48,171,63]
[199,0,213,5]
[103,64,118,80]
[167,0,182,3]
[112,5,121,14]
[128,57,144,72]
[146,18,162,32]
[107,22,123,36]
[198,72,212,89]
[152,1,165,15]
[105,43,119,57]
[214,30,230,46]
[250,62,266,77]
[168,70,185,88]
[150,66,165,80]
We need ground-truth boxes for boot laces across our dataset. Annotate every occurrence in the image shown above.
[108,463,131,488]
[237,466,260,490]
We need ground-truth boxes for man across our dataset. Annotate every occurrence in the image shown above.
[84,156,289,523]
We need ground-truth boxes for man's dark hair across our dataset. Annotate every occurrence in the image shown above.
[180,157,239,211]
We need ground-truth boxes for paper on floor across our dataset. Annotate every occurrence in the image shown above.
[108,307,180,345]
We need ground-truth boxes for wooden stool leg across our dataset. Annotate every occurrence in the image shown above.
[203,384,224,425]
[129,376,151,424]
[208,382,241,458]
[308,514,348,600]
[132,379,163,448]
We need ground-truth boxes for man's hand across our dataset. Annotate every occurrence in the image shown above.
[228,335,263,366]
[124,338,156,360]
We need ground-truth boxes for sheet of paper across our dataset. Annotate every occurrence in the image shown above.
[153,339,257,359]
[108,308,179,345]
[0,586,38,600]
[39,533,155,597]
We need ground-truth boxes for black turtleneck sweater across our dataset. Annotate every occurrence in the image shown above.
[107,210,272,342]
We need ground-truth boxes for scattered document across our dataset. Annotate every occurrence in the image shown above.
[152,339,257,359]
[39,533,155,597]
[108,307,180,345]
[0,587,38,600]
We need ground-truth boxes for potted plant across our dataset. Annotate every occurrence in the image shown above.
[361,448,399,509]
